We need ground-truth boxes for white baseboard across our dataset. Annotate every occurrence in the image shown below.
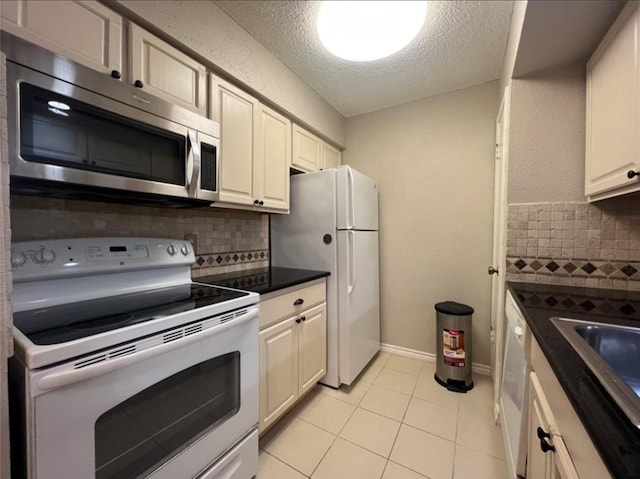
[380,343,491,376]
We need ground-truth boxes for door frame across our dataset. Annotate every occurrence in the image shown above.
[491,85,511,422]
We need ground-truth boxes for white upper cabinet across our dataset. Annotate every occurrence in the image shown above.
[292,124,342,173]
[1,0,122,74]
[129,23,206,114]
[256,105,291,211]
[586,2,640,200]
[210,75,290,212]
[210,76,258,207]
[321,142,342,170]
[292,124,322,173]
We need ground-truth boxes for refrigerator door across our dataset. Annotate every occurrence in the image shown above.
[336,166,378,231]
[270,170,341,387]
[337,230,380,385]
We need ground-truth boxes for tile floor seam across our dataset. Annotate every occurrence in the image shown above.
[307,432,338,479]
[340,405,402,459]
[386,458,432,479]
[317,385,368,408]
[260,449,311,479]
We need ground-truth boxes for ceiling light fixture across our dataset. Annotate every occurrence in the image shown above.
[317,1,428,62]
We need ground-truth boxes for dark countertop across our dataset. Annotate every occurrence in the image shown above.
[507,281,640,479]
[195,267,330,295]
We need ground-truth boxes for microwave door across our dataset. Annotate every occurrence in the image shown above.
[7,60,214,206]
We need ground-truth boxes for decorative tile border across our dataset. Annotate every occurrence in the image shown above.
[514,290,640,322]
[507,200,640,291]
[192,249,269,269]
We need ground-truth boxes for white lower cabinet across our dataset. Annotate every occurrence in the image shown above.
[527,372,579,479]
[526,334,612,479]
[259,280,327,433]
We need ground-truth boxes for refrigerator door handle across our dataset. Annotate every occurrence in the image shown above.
[348,230,356,295]
[347,167,355,229]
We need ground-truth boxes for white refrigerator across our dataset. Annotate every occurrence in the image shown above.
[271,165,380,388]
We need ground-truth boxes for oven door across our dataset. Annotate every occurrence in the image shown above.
[25,307,258,479]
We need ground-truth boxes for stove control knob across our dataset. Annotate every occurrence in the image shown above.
[11,252,27,268]
[180,245,189,256]
[33,248,56,264]
[167,244,177,256]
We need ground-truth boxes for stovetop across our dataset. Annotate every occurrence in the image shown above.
[14,283,249,346]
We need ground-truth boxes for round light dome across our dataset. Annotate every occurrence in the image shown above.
[317,1,428,62]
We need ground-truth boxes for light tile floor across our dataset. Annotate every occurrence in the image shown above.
[258,353,508,479]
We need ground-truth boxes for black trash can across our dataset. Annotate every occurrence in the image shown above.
[434,301,474,393]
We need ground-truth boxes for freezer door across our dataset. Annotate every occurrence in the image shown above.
[337,230,380,385]
[336,166,378,231]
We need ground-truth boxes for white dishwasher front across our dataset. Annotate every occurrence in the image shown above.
[500,290,529,479]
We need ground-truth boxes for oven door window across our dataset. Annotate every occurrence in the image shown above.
[94,352,240,479]
[19,83,186,185]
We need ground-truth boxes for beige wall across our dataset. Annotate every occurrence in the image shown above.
[113,0,345,146]
[344,81,499,366]
[508,62,586,203]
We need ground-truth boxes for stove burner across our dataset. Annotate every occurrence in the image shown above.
[13,283,249,346]
[66,313,135,330]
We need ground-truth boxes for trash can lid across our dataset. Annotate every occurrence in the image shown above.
[435,301,474,316]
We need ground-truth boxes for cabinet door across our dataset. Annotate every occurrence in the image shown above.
[321,143,341,170]
[210,75,259,206]
[586,3,640,198]
[298,303,327,395]
[1,0,122,74]
[129,23,206,114]
[527,372,554,479]
[527,372,580,479]
[259,317,299,432]
[256,105,291,211]
[292,124,321,173]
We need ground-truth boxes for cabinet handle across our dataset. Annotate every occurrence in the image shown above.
[295,318,301,324]
[253,199,259,205]
[540,438,556,453]
[111,70,121,79]
[259,200,264,206]
[301,316,306,322]
[134,80,144,88]
[536,427,551,440]
[293,298,304,306]
[628,170,640,179]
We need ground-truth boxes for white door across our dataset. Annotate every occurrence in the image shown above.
[337,230,380,385]
[491,86,510,421]
[299,304,327,394]
[336,166,379,231]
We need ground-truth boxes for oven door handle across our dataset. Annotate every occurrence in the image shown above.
[36,307,259,393]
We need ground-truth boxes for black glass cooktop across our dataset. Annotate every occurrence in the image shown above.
[13,283,249,345]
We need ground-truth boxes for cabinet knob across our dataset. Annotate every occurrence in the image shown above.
[628,170,640,179]
[134,80,144,88]
[296,318,301,324]
[301,316,306,322]
[540,438,555,454]
[536,427,551,440]
[293,298,304,306]
[259,200,264,206]
[111,70,121,79]
[254,199,260,205]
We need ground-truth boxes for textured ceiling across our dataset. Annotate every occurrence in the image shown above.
[214,1,514,117]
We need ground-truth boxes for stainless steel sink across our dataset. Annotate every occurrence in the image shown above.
[551,317,640,428]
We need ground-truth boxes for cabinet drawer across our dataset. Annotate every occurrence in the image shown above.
[260,279,326,330]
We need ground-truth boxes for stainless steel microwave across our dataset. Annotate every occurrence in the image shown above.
[3,32,219,207]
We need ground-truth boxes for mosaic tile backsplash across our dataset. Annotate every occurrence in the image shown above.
[9,196,269,277]
[506,198,640,291]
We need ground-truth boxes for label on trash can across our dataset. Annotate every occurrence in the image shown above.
[443,329,465,367]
